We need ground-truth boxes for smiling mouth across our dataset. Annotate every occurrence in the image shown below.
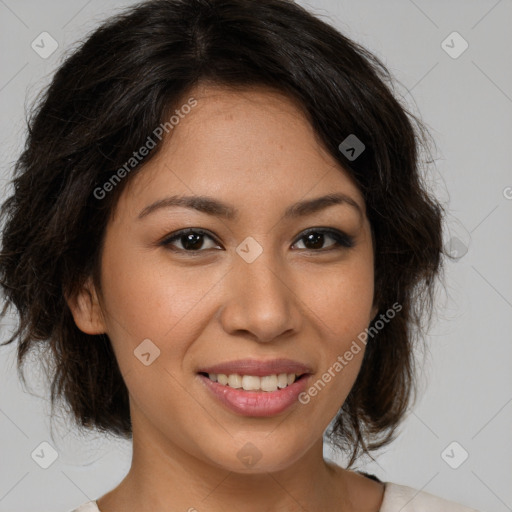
[198,372,308,392]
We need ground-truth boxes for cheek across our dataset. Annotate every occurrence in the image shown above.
[98,235,227,365]
[298,256,374,398]
[303,256,375,341]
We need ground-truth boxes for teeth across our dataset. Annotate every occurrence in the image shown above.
[217,374,228,386]
[242,375,261,391]
[277,373,288,388]
[206,373,299,392]
[228,374,242,388]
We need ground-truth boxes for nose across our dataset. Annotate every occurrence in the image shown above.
[217,247,302,343]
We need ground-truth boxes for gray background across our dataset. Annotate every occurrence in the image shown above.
[0,1,511,511]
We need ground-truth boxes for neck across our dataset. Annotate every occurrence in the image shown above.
[97,419,352,511]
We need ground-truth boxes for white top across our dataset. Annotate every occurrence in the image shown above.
[69,482,481,511]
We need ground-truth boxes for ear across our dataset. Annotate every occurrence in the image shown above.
[66,276,106,335]
[370,302,379,324]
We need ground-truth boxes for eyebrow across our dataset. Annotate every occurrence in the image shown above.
[137,192,363,221]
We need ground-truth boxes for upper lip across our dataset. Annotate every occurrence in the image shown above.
[197,358,313,377]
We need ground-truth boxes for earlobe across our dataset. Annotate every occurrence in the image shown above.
[66,277,106,335]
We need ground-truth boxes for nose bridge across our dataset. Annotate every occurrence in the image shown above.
[235,234,284,290]
[219,241,299,341]
[239,248,284,297]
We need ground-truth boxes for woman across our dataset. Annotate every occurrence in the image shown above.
[0,0,480,510]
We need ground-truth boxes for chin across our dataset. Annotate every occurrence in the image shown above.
[198,435,312,474]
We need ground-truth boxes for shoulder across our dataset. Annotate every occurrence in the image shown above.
[381,482,481,512]
[68,501,100,512]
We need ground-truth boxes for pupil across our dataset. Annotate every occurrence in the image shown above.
[305,232,324,249]
[179,232,327,251]
[183,233,203,250]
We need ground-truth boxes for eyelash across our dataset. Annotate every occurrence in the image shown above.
[159,227,355,255]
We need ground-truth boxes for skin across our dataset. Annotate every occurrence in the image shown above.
[68,82,384,512]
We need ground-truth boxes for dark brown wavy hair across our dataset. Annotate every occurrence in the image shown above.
[0,0,448,466]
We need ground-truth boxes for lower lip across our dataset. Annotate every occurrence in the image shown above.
[198,374,311,417]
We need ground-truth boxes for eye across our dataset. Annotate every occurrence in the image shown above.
[160,228,221,253]
[160,227,355,254]
[292,228,354,251]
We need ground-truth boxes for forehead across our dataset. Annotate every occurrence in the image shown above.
[118,83,365,218]
[187,82,309,120]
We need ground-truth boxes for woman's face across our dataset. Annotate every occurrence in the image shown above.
[73,83,378,473]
